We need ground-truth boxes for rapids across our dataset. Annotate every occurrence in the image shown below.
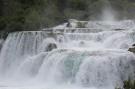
[0,20,135,89]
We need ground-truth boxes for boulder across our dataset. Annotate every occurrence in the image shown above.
[66,19,88,28]
[128,47,135,53]
[128,43,135,53]
[46,43,57,52]
[0,44,2,51]
[0,39,4,51]
[79,41,85,46]
[132,44,135,47]
[114,29,125,31]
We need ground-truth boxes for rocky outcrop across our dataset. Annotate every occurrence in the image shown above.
[0,44,2,51]
[68,19,88,28]
[132,44,135,47]
[128,44,135,53]
[128,48,135,53]
[46,43,57,52]
[40,38,57,52]
[114,29,125,31]
[0,39,4,51]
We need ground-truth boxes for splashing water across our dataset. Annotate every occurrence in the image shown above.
[0,20,135,89]
[100,0,117,22]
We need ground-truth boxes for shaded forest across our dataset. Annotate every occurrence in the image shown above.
[0,0,135,32]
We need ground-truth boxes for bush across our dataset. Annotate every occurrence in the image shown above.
[1,0,135,32]
[116,78,135,89]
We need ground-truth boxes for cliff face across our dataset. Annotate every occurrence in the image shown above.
[0,0,135,32]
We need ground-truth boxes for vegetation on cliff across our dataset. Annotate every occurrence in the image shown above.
[0,0,135,33]
[116,78,135,89]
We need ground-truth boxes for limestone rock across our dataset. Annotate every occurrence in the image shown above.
[128,47,135,53]
[46,43,57,52]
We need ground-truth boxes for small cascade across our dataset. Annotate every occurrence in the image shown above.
[0,31,57,77]
[86,20,135,30]
[61,31,135,50]
[36,49,135,87]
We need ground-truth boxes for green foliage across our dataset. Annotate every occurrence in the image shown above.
[0,0,135,33]
[116,78,135,89]
[68,0,88,10]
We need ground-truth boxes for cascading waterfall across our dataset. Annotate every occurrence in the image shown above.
[0,20,135,89]
[0,31,56,77]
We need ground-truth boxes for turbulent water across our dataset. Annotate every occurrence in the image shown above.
[0,20,135,89]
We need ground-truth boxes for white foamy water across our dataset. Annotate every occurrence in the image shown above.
[0,20,135,89]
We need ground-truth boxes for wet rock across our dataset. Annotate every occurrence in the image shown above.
[40,38,57,52]
[128,43,135,53]
[79,41,85,46]
[46,43,57,52]
[0,44,2,51]
[128,47,135,53]
[0,39,4,51]
[114,29,125,31]
[66,19,88,28]
[132,44,135,47]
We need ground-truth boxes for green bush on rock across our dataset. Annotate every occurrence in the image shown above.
[1,0,135,33]
[116,79,135,89]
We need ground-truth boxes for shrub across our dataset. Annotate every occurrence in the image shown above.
[116,78,135,89]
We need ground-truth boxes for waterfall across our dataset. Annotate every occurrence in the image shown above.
[0,31,56,77]
[0,21,135,89]
[37,49,135,87]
